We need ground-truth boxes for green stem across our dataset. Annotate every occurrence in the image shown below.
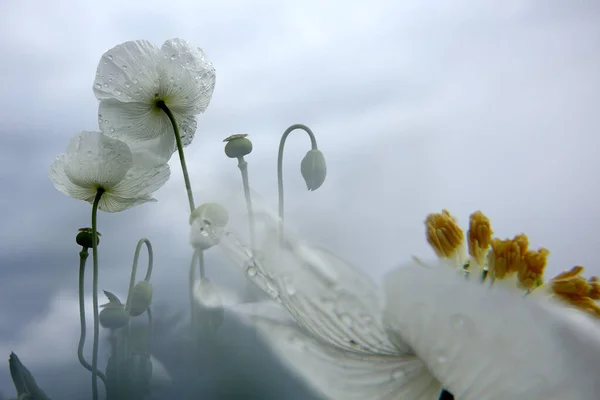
[188,250,199,358]
[77,249,107,386]
[198,250,205,280]
[125,239,154,310]
[156,100,195,213]
[237,156,256,251]
[277,124,317,244]
[91,188,105,400]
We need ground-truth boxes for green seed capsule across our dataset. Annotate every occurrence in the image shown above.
[223,134,253,158]
[76,228,101,248]
[129,281,153,317]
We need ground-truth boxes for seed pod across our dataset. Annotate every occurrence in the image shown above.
[129,281,153,317]
[223,134,253,158]
[76,228,101,248]
[189,203,229,227]
[300,149,327,191]
[99,305,129,329]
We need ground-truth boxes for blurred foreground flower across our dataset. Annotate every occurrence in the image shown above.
[94,38,216,162]
[49,131,170,212]
[220,209,600,399]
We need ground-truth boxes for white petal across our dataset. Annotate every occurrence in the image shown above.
[383,262,600,400]
[170,109,198,148]
[149,354,172,387]
[98,99,171,142]
[64,131,132,189]
[218,210,403,355]
[93,40,161,103]
[111,164,170,198]
[235,305,443,400]
[157,38,216,114]
[49,155,97,200]
[97,193,156,213]
[130,137,176,167]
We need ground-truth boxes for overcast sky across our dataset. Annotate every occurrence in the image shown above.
[1,0,599,398]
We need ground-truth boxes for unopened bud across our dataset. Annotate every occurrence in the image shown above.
[99,291,128,329]
[301,149,327,191]
[129,281,153,317]
[224,134,253,158]
[76,228,101,248]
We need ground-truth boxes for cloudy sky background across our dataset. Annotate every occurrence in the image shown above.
[1,0,599,398]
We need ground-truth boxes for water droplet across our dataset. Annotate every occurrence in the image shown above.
[103,83,109,88]
[109,128,115,133]
[107,54,113,60]
[103,120,109,124]
[94,83,102,89]
[125,83,131,88]
[340,313,353,328]
[246,266,257,277]
[115,90,122,96]
[132,78,139,84]
[122,64,127,70]
[391,369,405,379]
[170,54,176,60]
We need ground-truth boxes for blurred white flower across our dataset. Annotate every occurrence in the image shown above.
[189,203,229,250]
[49,131,170,212]
[222,209,600,400]
[93,38,216,162]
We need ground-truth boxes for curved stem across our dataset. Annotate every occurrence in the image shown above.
[277,124,318,243]
[237,156,256,251]
[124,238,154,311]
[91,188,105,400]
[77,249,107,386]
[156,100,195,213]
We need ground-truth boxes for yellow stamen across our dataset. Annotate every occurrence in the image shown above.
[425,210,464,261]
[467,211,492,265]
[518,248,549,290]
[550,266,600,319]
[487,234,529,280]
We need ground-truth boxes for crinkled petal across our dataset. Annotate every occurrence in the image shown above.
[170,109,198,148]
[232,302,443,400]
[111,163,170,198]
[94,40,161,103]
[49,155,97,200]
[97,193,156,213]
[64,131,132,189]
[218,208,403,355]
[129,137,176,167]
[98,99,171,142]
[383,262,600,400]
[157,38,216,114]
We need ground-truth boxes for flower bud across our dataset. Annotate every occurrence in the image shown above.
[300,149,327,191]
[76,228,101,248]
[223,134,253,158]
[189,202,229,227]
[100,305,129,329]
[129,281,153,317]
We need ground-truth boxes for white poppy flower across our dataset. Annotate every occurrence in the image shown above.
[49,131,170,212]
[93,38,216,162]
[221,210,600,400]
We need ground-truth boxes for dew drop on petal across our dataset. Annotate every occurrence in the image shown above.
[125,83,131,88]
[95,83,102,89]
[107,54,113,60]
[103,83,109,88]
[340,313,353,328]
[246,266,257,277]
[122,65,128,70]
[132,78,139,84]
[109,128,116,133]
[115,90,122,96]
[104,120,109,124]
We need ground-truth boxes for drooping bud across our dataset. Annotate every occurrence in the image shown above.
[99,291,128,329]
[129,281,153,317]
[300,149,327,191]
[76,227,101,248]
[223,134,253,158]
